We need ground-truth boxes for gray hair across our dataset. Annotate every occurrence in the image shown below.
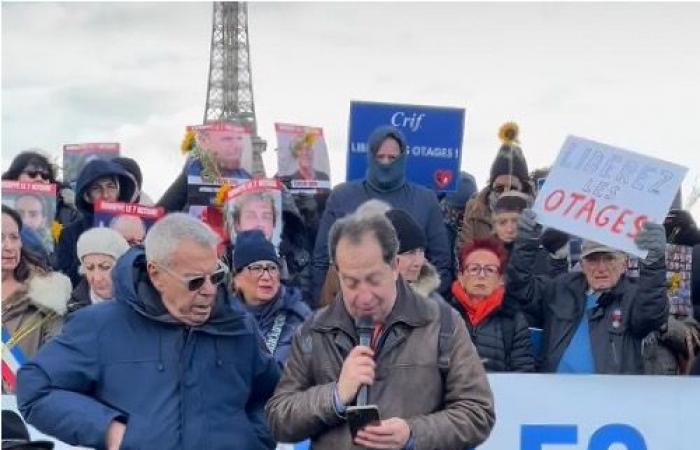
[144,213,220,266]
[329,199,398,266]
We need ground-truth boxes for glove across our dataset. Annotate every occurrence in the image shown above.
[634,221,666,264]
[664,209,696,242]
[540,228,569,256]
[517,209,541,241]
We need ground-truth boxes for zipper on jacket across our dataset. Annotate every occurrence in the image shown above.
[610,338,619,367]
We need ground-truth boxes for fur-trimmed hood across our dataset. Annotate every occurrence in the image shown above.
[27,271,72,316]
[409,261,441,298]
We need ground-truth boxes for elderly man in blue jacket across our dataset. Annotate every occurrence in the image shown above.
[312,125,453,306]
[17,213,280,450]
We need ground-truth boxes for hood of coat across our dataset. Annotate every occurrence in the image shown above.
[365,126,408,192]
[112,246,253,336]
[409,262,441,299]
[75,159,138,213]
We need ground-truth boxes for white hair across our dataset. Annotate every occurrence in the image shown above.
[144,213,220,267]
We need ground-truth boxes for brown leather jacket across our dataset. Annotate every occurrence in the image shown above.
[265,280,495,450]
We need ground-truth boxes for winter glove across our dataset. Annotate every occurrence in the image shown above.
[517,209,541,241]
[664,209,700,246]
[634,221,666,264]
[540,228,570,257]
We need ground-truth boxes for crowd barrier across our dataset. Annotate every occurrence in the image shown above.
[5,373,698,449]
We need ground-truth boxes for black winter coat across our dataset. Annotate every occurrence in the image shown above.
[506,235,669,374]
[448,295,535,373]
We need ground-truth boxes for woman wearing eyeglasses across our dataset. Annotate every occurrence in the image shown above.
[2,150,81,239]
[67,227,130,314]
[230,230,311,367]
[448,238,534,372]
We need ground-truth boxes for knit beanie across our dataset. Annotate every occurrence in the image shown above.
[77,227,130,261]
[233,229,279,272]
[444,171,478,209]
[489,122,529,188]
[385,209,427,254]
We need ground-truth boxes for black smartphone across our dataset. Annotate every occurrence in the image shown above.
[346,405,381,439]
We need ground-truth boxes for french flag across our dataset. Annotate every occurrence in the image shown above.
[2,326,26,392]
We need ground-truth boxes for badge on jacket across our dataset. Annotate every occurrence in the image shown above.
[611,309,623,329]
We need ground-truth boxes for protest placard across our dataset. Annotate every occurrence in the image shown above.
[185,122,254,206]
[62,143,120,187]
[347,100,465,192]
[2,181,57,253]
[93,200,164,246]
[532,136,688,258]
[275,123,331,192]
[665,244,693,317]
[223,179,283,249]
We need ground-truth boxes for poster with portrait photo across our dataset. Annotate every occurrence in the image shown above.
[63,143,120,188]
[665,244,693,317]
[2,181,57,253]
[93,200,165,246]
[275,123,331,192]
[223,179,283,250]
[186,122,255,206]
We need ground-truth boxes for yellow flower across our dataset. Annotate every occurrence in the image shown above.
[51,220,63,242]
[668,272,681,293]
[181,129,196,154]
[214,182,233,207]
[498,122,519,146]
[302,131,317,148]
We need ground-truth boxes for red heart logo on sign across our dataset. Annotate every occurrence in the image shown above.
[434,169,454,189]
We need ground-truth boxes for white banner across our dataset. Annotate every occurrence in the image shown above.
[478,373,698,450]
[533,136,687,258]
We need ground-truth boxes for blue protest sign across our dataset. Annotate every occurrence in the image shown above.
[347,101,465,192]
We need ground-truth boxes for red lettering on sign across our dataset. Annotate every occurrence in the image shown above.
[544,190,565,211]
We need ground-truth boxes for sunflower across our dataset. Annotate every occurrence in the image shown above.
[214,182,233,207]
[180,129,197,154]
[498,122,519,146]
[51,220,63,242]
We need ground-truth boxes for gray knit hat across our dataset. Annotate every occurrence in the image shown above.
[77,227,130,261]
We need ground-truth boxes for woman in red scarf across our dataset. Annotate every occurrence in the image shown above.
[449,238,535,372]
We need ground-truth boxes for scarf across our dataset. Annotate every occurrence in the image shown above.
[451,280,504,327]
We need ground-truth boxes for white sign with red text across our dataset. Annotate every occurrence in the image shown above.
[533,136,687,258]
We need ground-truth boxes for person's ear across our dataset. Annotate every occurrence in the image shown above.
[147,262,164,292]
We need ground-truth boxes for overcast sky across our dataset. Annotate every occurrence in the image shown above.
[2,1,700,217]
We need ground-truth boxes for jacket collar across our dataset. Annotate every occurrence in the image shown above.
[563,272,630,308]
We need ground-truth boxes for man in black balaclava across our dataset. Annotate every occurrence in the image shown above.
[311,125,452,306]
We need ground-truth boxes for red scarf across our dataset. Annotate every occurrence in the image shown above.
[451,280,504,327]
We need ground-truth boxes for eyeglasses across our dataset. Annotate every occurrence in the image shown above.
[463,263,500,277]
[156,261,228,291]
[246,263,279,278]
[22,170,51,181]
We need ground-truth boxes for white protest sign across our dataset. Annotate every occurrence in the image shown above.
[533,136,687,258]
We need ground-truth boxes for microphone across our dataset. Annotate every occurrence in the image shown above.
[355,316,374,406]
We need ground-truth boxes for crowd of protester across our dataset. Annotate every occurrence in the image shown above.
[2,121,700,449]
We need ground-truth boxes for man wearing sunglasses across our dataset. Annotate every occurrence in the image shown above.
[17,213,280,450]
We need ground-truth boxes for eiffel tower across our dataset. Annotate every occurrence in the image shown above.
[203,1,266,177]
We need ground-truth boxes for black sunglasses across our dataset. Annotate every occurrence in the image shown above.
[157,261,228,291]
[23,170,51,181]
